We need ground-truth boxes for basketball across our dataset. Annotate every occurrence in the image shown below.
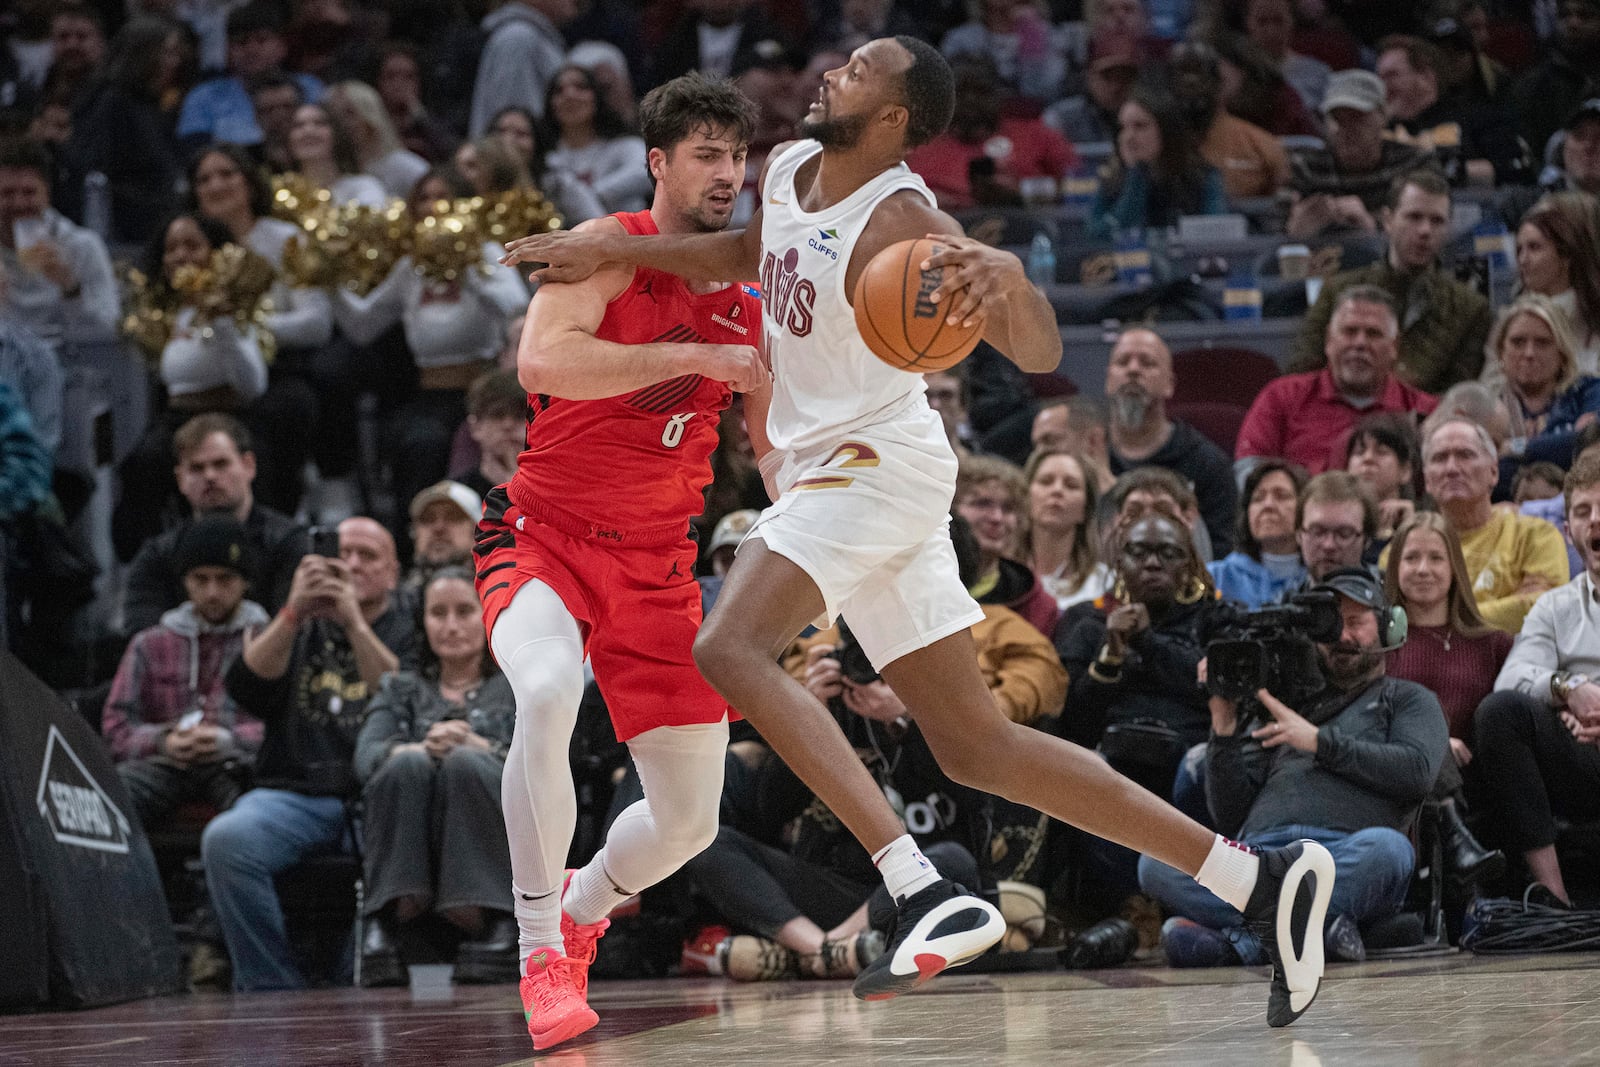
[853,237,983,373]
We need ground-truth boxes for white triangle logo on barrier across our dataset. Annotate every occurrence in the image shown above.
[35,724,131,854]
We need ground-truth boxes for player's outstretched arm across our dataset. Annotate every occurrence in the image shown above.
[519,218,769,399]
[501,218,761,286]
[848,195,1060,374]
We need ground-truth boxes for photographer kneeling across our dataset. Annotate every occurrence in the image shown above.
[1138,568,1447,967]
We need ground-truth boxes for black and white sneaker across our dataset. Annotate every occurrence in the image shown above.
[851,879,1005,1002]
[1241,840,1336,1027]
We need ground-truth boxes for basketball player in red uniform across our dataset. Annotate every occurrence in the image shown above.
[474,74,764,1051]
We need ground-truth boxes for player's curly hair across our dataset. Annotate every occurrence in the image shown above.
[639,71,757,153]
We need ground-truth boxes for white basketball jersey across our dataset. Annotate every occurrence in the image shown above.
[759,141,938,457]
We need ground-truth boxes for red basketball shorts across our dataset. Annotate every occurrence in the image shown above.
[474,487,731,741]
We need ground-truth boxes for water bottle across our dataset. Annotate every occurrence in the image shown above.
[82,171,112,240]
[1027,232,1056,288]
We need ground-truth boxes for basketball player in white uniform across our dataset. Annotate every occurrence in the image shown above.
[504,39,1336,1025]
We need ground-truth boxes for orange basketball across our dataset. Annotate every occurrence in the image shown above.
[853,237,983,373]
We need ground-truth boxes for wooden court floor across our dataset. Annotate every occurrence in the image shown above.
[7,952,1600,1066]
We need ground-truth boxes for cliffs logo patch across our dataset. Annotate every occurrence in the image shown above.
[36,724,131,854]
[807,227,842,261]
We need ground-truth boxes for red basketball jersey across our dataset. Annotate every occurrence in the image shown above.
[506,211,763,544]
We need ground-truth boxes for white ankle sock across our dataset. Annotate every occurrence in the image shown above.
[564,857,635,926]
[513,882,563,966]
[1194,834,1261,912]
[872,834,942,900]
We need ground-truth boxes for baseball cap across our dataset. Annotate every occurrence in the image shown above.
[1088,32,1140,73]
[709,509,759,555]
[1566,98,1600,131]
[1425,17,1473,51]
[1310,566,1387,611]
[409,480,483,523]
[174,516,255,581]
[1320,69,1386,116]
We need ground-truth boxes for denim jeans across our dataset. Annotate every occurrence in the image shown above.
[1136,824,1415,964]
[201,788,351,991]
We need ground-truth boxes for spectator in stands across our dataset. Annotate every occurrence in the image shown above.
[1210,30,1319,139]
[1511,0,1600,165]
[58,15,186,244]
[1087,84,1226,239]
[939,0,1064,102]
[955,455,1059,636]
[284,101,387,206]
[1240,285,1438,478]
[1101,327,1238,557]
[1285,70,1436,240]
[1377,35,1531,187]
[906,55,1077,211]
[353,566,516,986]
[1021,446,1113,612]
[333,184,528,516]
[208,516,413,991]
[0,263,62,459]
[407,480,481,584]
[1490,295,1600,475]
[1507,194,1600,374]
[567,40,641,128]
[1297,470,1376,586]
[1553,99,1600,197]
[122,414,307,635]
[1032,396,1115,490]
[1240,0,1330,115]
[1290,170,1491,394]
[483,105,607,225]
[1045,31,1138,146]
[0,138,118,349]
[452,370,524,499]
[925,368,979,460]
[1426,13,1511,112]
[1142,566,1446,967]
[1169,40,1289,200]
[1420,416,1569,631]
[325,80,430,199]
[247,70,306,175]
[1428,379,1513,455]
[185,143,327,516]
[104,516,268,830]
[649,0,792,88]
[1475,452,1600,906]
[468,0,573,135]
[176,1,323,151]
[816,0,925,52]
[1056,512,1218,785]
[1209,459,1307,609]
[1344,411,1419,555]
[40,6,106,111]
[112,212,273,554]
[1100,464,1215,564]
[0,381,50,648]
[541,63,652,215]
[375,42,457,164]
[1384,511,1513,779]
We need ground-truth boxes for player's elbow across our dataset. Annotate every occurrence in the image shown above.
[1013,333,1062,374]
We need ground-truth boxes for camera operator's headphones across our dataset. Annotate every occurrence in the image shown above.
[1311,567,1409,651]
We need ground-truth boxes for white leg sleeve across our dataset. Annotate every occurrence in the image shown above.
[491,579,586,953]
[563,719,728,925]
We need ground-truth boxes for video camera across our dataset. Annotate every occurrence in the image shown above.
[1205,591,1343,721]
[832,619,879,686]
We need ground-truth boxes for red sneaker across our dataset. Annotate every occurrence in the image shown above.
[519,947,597,1051]
[560,869,610,999]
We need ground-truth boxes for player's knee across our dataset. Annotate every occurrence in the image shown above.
[691,624,734,687]
[657,801,719,862]
[923,720,1015,792]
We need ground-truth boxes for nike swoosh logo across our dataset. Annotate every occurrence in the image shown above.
[769,197,787,205]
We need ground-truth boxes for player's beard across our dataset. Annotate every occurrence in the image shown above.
[802,109,871,149]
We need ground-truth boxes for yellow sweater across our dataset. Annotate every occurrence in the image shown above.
[1456,509,1570,633]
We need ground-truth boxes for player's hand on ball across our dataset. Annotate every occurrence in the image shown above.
[694,344,769,393]
[500,231,607,283]
[919,232,1025,329]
